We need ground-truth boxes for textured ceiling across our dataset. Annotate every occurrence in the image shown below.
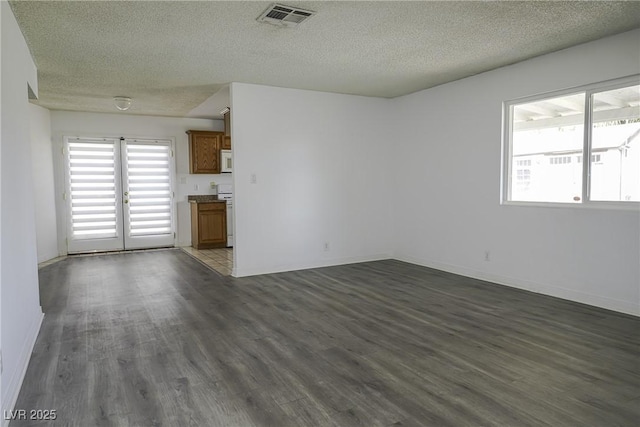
[9,0,640,118]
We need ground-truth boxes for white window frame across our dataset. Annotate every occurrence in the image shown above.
[501,75,640,210]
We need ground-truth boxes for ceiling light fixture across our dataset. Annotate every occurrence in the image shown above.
[114,96,132,111]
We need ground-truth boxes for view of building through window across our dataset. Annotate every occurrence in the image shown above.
[507,82,639,204]
[511,93,585,203]
[590,86,640,202]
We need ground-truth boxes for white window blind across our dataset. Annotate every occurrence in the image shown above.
[124,142,173,236]
[68,139,119,239]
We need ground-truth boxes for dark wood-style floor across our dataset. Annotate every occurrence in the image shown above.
[12,249,640,426]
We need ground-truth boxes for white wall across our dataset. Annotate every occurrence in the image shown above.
[1,1,44,419]
[30,104,58,263]
[49,111,229,249]
[393,29,640,316]
[0,4,3,420]
[230,83,393,276]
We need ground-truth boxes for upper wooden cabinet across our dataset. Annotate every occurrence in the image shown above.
[221,136,231,150]
[187,130,224,174]
[223,110,230,136]
[222,110,232,150]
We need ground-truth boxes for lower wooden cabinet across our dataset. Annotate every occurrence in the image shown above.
[190,202,227,249]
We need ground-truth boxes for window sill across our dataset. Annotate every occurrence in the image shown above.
[501,200,640,212]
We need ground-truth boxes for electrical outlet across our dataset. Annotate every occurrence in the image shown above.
[484,250,491,262]
[324,242,330,252]
[250,173,257,184]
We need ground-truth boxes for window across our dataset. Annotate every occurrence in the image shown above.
[516,168,531,191]
[504,77,640,205]
[549,156,572,165]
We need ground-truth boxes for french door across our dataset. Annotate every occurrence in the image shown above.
[64,137,175,253]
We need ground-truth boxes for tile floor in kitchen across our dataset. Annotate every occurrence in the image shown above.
[181,246,233,276]
[38,248,234,276]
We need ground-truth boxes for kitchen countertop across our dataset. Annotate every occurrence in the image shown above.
[187,195,226,203]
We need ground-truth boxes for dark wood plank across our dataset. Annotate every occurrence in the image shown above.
[10,251,640,426]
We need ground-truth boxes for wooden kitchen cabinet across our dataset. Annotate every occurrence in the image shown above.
[187,130,224,174]
[190,202,227,249]
[221,136,231,150]
[221,110,231,149]
[223,110,230,136]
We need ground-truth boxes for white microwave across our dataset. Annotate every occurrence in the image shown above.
[220,150,232,173]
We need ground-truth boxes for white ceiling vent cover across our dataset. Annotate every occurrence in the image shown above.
[257,3,315,27]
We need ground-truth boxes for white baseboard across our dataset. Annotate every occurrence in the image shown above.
[37,248,61,264]
[2,310,44,427]
[235,252,638,316]
[395,255,639,317]
[233,253,392,278]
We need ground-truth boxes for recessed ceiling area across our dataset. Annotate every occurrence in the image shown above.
[9,1,640,118]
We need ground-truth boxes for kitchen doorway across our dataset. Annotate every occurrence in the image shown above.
[63,136,175,253]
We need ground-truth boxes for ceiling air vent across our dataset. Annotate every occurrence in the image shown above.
[257,3,315,27]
